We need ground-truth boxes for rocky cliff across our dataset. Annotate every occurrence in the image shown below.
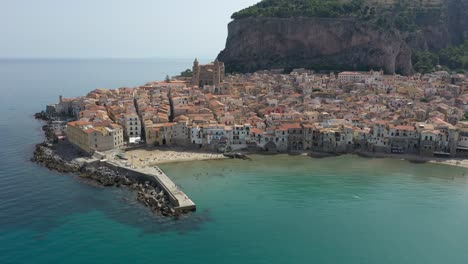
[217,0,467,75]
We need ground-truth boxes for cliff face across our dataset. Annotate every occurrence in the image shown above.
[218,17,413,74]
[447,0,468,45]
[217,0,467,75]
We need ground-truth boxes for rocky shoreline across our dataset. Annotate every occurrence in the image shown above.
[32,118,184,217]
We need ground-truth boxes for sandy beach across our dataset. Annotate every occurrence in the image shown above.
[355,151,468,169]
[108,146,468,170]
[110,147,226,168]
[427,159,468,169]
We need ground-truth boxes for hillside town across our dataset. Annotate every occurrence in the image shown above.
[43,59,468,159]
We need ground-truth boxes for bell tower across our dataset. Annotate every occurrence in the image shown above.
[192,58,200,87]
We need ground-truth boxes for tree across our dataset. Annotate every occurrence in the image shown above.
[462,113,468,121]
[438,41,468,70]
[165,75,171,82]
[180,69,193,77]
[412,51,439,74]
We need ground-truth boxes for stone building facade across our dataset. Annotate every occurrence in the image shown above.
[192,59,225,87]
[66,121,124,153]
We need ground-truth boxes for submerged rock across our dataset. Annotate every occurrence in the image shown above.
[223,152,251,160]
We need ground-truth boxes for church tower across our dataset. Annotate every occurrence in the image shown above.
[192,58,200,87]
[213,59,225,86]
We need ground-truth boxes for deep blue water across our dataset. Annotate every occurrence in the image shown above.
[0,59,468,264]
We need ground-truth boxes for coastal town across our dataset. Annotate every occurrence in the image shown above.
[41,59,468,165]
[6,0,468,261]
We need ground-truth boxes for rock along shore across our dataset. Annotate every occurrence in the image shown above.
[32,117,186,218]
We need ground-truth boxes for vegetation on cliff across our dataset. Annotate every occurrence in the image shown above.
[412,51,440,74]
[231,0,444,32]
[224,0,466,74]
[439,42,468,71]
[412,41,468,73]
[231,0,367,19]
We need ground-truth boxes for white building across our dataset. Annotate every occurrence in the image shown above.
[369,122,389,148]
[232,124,251,145]
[338,70,382,83]
[124,113,141,143]
[457,129,468,150]
[205,125,227,145]
[191,126,203,145]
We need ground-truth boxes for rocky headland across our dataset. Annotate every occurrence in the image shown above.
[32,119,186,217]
[218,0,468,74]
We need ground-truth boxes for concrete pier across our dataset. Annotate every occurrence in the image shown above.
[87,160,196,212]
[137,166,196,211]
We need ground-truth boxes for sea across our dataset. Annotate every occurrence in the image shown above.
[0,58,468,264]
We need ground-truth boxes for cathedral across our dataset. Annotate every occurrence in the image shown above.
[192,58,225,87]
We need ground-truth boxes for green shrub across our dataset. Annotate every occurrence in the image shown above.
[231,0,366,20]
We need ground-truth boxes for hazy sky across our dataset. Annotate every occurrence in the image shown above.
[0,0,259,59]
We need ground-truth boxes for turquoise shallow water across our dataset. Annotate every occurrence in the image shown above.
[1,59,468,264]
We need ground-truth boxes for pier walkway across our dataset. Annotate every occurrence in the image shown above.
[83,157,196,211]
[137,166,196,211]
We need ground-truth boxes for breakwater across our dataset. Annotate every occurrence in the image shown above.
[87,160,196,212]
[32,121,195,217]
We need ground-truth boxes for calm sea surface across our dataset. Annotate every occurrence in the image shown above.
[0,59,468,264]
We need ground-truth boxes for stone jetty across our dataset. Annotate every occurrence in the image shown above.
[136,166,196,211]
[32,122,195,217]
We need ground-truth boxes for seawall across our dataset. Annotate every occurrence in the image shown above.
[86,160,196,212]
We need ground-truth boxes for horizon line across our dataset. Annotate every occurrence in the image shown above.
[0,56,215,61]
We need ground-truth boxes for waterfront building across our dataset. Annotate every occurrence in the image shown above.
[144,122,160,146]
[48,64,468,158]
[284,123,304,151]
[46,95,76,116]
[370,121,389,152]
[191,125,204,146]
[388,125,420,154]
[147,122,190,146]
[419,127,440,156]
[205,124,228,145]
[66,121,124,153]
[456,127,468,156]
[274,126,289,152]
[231,124,251,148]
